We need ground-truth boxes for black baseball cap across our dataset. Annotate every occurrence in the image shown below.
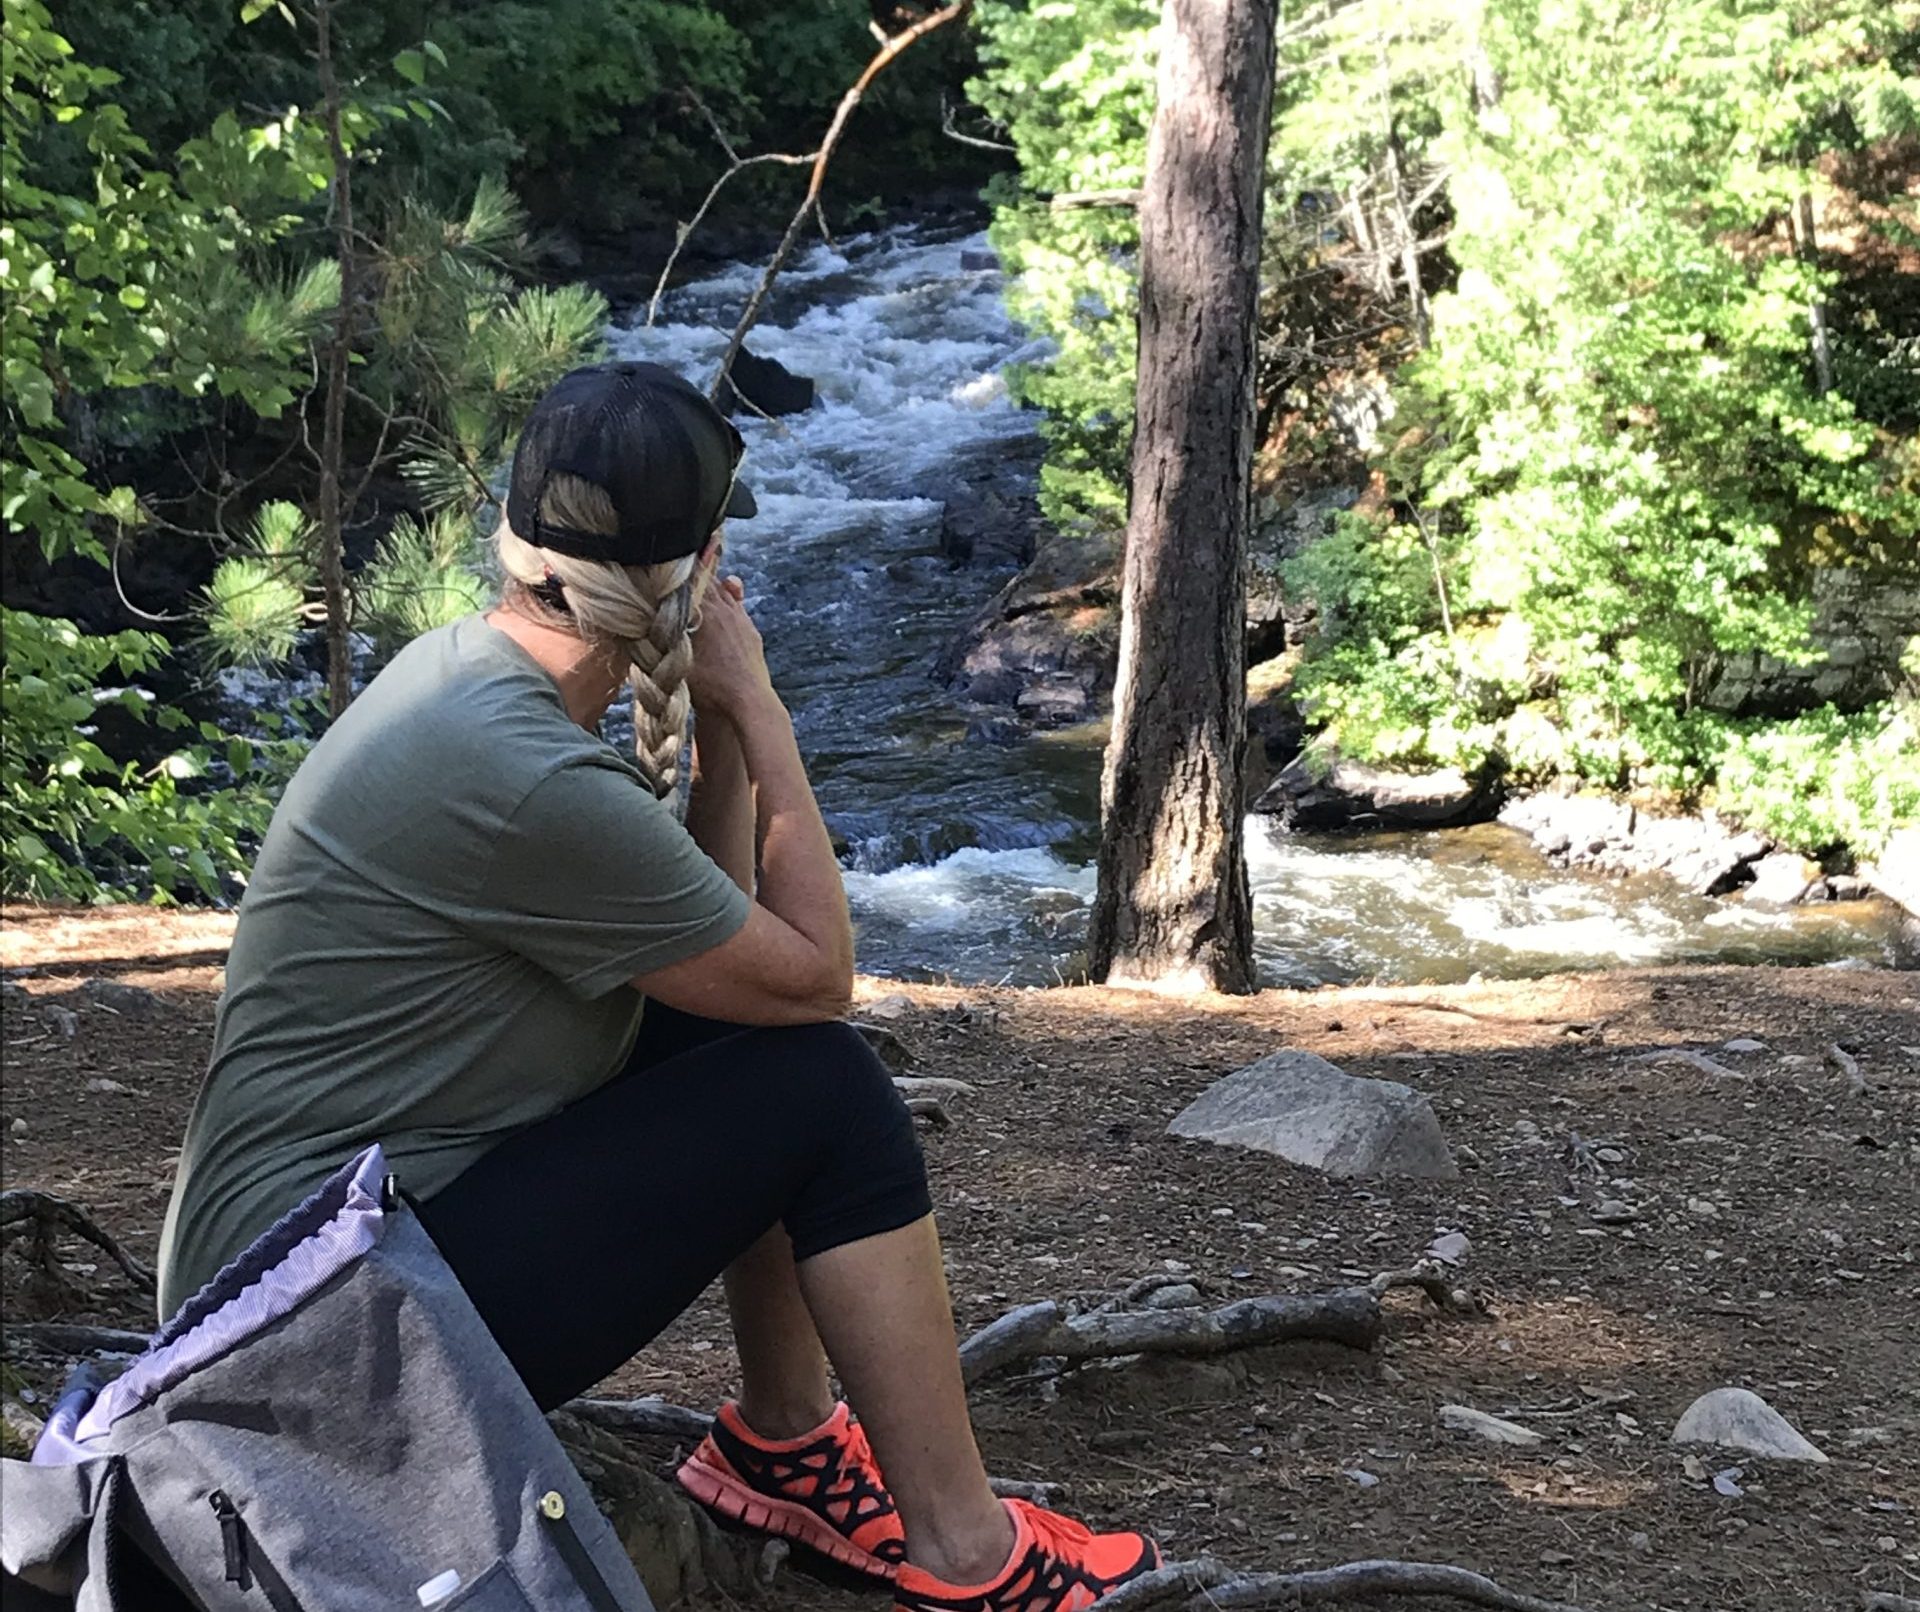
[506,361,757,564]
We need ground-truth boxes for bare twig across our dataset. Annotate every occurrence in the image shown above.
[941,92,1016,153]
[1625,1047,1749,1082]
[710,0,973,401]
[1100,1555,1593,1612]
[646,148,818,329]
[892,1075,978,1099]
[0,1190,155,1294]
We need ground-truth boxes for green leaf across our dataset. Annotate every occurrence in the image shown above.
[392,48,428,86]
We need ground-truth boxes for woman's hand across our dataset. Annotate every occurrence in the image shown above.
[688,568,777,723]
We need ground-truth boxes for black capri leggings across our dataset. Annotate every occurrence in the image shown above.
[416,1006,932,1411]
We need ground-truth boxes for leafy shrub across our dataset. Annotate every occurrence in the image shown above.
[1712,703,1920,860]
[1,611,304,903]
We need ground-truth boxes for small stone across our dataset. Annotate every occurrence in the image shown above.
[1628,1531,1651,1554]
[1591,1200,1638,1224]
[46,1006,79,1040]
[9,1117,26,1136]
[1687,1198,1721,1218]
[1426,1231,1471,1265]
[861,993,913,1021]
[1538,1550,1575,1566]
[1722,1038,1769,1054]
[1343,1469,1379,1488]
[1595,1146,1627,1164]
[84,1077,130,1096]
[1143,1283,1203,1310]
[1671,1388,1828,1463]
[81,978,159,1018]
[1711,1467,1746,1498]
[851,1021,912,1071]
[1439,1405,1544,1447]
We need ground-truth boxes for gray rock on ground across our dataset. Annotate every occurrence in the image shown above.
[1168,1050,1456,1180]
[1671,1388,1829,1463]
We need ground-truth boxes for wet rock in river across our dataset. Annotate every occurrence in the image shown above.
[716,345,814,417]
[1254,752,1497,833]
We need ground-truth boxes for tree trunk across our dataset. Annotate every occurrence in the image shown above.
[1792,190,1834,397]
[1382,127,1428,350]
[313,0,356,719]
[1088,0,1274,994]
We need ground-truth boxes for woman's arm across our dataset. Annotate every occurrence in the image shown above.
[685,716,754,894]
[630,581,854,1025]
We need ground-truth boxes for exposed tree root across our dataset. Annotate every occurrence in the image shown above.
[0,1189,155,1294]
[6,1321,152,1355]
[1101,1555,1594,1612]
[958,1289,1385,1388]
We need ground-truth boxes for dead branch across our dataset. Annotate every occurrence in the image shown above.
[893,1075,978,1099]
[646,148,817,329]
[941,92,1015,153]
[5,1321,154,1355]
[0,1191,155,1294]
[1863,1594,1920,1612]
[1100,1555,1593,1612]
[906,1096,952,1128]
[1048,189,1143,213]
[958,1290,1383,1388]
[1625,1047,1748,1082]
[710,0,972,401]
[1368,1265,1482,1317]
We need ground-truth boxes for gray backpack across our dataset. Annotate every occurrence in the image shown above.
[2,1145,655,1612]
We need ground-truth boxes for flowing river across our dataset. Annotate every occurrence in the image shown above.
[583,226,1908,985]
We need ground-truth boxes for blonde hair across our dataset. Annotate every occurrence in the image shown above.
[495,472,713,799]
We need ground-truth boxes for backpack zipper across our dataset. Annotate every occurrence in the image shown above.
[209,1489,253,1590]
[537,1489,624,1611]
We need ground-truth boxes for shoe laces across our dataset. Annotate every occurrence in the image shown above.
[1011,1499,1095,1559]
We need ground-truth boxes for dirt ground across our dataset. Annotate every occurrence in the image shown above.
[2,902,1916,1612]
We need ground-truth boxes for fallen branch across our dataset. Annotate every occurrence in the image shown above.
[1863,1594,1920,1612]
[958,1290,1384,1389]
[5,1321,153,1355]
[906,1096,952,1128]
[710,0,972,401]
[893,1075,978,1099]
[1101,1556,1593,1612]
[1624,1047,1748,1082]
[0,1189,156,1294]
[1368,1265,1482,1317]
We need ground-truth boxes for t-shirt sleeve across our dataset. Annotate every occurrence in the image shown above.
[470,759,752,999]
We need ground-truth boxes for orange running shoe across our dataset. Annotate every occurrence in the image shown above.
[893,1499,1161,1612]
[676,1401,907,1580]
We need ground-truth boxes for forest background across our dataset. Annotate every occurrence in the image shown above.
[3,0,1917,908]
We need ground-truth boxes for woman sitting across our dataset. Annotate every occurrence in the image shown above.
[157,362,1158,1612]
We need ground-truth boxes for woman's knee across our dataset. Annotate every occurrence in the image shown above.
[752,1020,904,1126]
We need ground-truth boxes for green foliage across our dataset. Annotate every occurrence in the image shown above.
[355,512,491,656]
[1713,703,1920,858]
[1,611,303,903]
[979,0,1920,855]
[970,0,1157,528]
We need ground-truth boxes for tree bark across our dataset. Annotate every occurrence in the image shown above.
[1089,0,1274,994]
[1792,190,1834,397]
[313,0,356,719]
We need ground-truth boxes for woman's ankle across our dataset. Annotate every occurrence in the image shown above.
[905,1497,1017,1587]
[734,1391,838,1443]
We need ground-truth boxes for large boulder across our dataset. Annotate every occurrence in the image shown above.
[1863,825,1920,922]
[1499,792,1773,895]
[1168,1050,1456,1180]
[1744,852,1824,907]
[717,346,815,418]
[1254,752,1496,832]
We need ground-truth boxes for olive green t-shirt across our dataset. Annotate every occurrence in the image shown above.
[156,615,750,1316]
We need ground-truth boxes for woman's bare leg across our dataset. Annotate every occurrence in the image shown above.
[798,1215,1015,1583]
[723,1226,836,1438]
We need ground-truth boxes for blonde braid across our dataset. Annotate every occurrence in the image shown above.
[494,472,713,802]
